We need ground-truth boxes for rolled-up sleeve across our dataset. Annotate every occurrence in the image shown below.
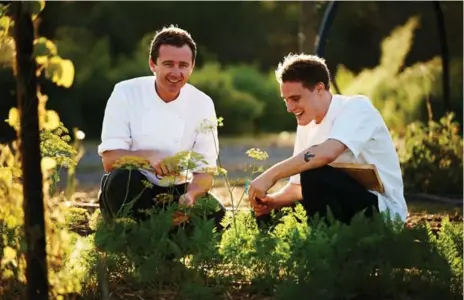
[328,97,378,158]
[191,100,219,173]
[97,84,132,156]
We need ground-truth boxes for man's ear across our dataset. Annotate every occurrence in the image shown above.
[189,62,195,75]
[315,82,326,93]
[148,59,156,73]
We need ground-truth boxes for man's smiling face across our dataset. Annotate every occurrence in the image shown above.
[149,44,194,100]
[281,81,322,126]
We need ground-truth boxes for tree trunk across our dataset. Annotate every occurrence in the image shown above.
[12,2,49,300]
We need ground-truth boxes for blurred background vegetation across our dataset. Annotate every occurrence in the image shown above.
[0,1,462,140]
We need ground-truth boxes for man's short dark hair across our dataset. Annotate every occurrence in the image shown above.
[275,54,331,90]
[149,25,197,64]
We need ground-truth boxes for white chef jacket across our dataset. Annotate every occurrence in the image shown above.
[98,76,219,187]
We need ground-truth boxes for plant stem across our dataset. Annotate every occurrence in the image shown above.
[208,128,238,230]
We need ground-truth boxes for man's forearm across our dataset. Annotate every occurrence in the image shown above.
[101,149,156,172]
[187,172,213,200]
[269,182,303,208]
[266,139,347,183]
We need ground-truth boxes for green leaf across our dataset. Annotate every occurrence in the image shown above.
[166,239,183,258]
[58,58,75,88]
[0,15,10,38]
[33,37,58,66]
[23,0,45,20]
[43,56,75,88]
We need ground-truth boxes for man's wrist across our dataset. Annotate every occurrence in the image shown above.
[265,166,280,185]
[266,194,282,209]
[185,187,206,202]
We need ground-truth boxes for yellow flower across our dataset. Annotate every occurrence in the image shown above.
[198,166,228,176]
[246,148,269,161]
[153,193,174,204]
[2,246,17,264]
[217,117,224,127]
[159,175,177,186]
[141,180,154,189]
[112,156,151,170]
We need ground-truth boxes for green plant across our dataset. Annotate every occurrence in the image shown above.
[335,16,462,132]
[0,1,86,299]
[397,112,463,195]
[189,62,265,135]
[427,217,463,296]
[226,64,295,133]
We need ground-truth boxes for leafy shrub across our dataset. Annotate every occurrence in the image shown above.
[226,65,295,132]
[2,137,463,299]
[397,112,463,195]
[335,16,463,132]
[189,63,265,135]
[87,201,463,299]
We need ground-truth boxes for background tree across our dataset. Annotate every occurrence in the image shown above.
[11,1,49,299]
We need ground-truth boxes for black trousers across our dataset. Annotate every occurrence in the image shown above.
[98,168,226,230]
[258,165,379,225]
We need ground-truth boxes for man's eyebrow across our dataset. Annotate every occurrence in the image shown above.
[161,60,190,65]
[284,94,301,100]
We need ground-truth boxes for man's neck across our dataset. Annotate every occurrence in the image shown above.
[314,91,333,124]
[155,81,179,103]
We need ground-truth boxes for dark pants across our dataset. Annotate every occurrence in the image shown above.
[258,165,379,225]
[98,168,226,230]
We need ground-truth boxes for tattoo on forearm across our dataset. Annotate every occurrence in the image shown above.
[303,151,315,162]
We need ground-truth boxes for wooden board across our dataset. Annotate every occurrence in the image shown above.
[329,162,385,194]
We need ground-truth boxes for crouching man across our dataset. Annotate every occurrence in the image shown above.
[247,54,408,225]
[97,25,225,228]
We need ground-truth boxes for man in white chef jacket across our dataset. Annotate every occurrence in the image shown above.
[247,53,408,225]
[97,25,225,227]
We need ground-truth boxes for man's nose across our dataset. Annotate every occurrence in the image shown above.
[169,66,183,77]
[170,68,182,77]
[286,101,294,113]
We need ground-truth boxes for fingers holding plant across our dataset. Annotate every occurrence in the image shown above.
[251,194,278,217]
[147,152,181,177]
[247,172,275,206]
[178,193,195,208]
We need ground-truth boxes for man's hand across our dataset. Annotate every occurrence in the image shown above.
[178,192,196,208]
[102,149,175,175]
[148,153,179,177]
[252,194,279,217]
[247,171,276,208]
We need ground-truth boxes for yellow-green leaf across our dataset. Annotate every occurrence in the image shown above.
[44,56,61,83]
[58,59,74,88]
[2,246,17,263]
[0,38,14,67]
[33,37,57,60]
[23,0,46,20]
[0,167,13,186]
[41,157,57,173]
[7,107,19,128]
[35,55,47,66]
[0,15,11,38]
[43,110,60,130]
